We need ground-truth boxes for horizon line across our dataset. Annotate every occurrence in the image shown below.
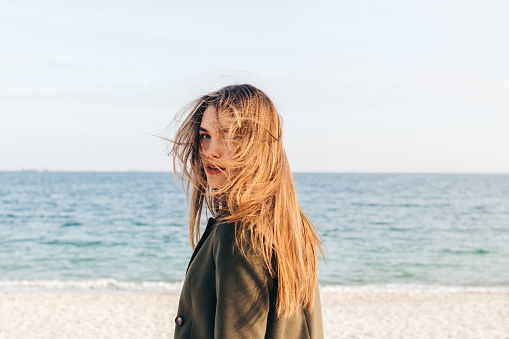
[2,170,509,175]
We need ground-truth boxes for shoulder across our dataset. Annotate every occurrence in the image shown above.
[210,220,248,260]
[209,219,236,255]
[210,219,272,282]
[210,219,263,260]
[211,218,236,241]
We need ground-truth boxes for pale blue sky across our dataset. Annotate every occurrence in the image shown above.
[1,0,508,172]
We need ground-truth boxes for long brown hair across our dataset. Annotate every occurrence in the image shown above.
[170,84,323,316]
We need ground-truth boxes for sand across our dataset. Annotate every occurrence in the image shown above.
[0,291,508,338]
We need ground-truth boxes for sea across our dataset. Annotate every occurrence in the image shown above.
[1,172,508,293]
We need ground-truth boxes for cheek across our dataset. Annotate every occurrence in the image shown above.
[221,144,236,161]
[200,140,210,154]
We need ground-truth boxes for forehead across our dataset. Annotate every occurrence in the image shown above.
[200,105,234,132]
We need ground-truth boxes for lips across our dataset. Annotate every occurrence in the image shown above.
[205,163,225,175]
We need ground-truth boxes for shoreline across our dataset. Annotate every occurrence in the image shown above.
[1,290,508,338]
[1,279,509,294]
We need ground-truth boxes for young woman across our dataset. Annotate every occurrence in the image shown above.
[170,84,324,338]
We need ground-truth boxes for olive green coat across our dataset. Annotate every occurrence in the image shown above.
[174,217,324,339]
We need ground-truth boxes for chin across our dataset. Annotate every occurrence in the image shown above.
[206,176,226,189]
[207,181,222,189]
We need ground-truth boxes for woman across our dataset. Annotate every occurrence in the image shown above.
[170,84,324,338]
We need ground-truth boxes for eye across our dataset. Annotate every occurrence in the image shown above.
[199,133,210,141]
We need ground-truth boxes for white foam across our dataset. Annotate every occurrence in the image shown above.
[1,280,507,294]
[0,279,184,293]
[319,283,509,294]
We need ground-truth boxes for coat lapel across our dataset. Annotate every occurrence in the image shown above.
[185,217,216,274]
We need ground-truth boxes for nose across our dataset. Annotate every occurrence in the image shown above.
[202,138,221,159]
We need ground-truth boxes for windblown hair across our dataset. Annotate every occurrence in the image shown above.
[170,84,323,316]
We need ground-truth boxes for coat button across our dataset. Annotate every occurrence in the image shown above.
[175,316,184,327]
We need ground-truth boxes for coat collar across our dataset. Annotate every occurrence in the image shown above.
[185,217,217,274]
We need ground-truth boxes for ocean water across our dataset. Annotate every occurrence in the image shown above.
[1,172,508,293]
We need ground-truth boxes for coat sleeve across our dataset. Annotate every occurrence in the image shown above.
[213,223,273,338]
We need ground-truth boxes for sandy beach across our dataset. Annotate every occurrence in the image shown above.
[0,290,508,339]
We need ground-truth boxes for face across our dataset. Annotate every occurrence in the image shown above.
[199,105,234,188]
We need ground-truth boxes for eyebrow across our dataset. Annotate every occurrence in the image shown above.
[199,126,227,135]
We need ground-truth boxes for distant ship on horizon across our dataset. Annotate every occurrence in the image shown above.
[21,168,49,172]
